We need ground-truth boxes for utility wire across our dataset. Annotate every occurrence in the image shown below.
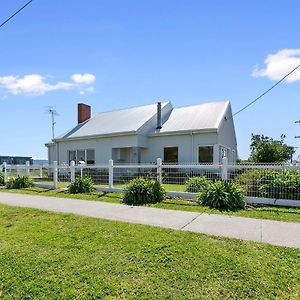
[0,0,33,29]
[232,63,300,118]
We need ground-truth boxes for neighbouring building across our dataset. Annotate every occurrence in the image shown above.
[46,100,237,165]
[0,156,33,165]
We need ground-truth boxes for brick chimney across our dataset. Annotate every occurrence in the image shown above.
[78,103,91,124]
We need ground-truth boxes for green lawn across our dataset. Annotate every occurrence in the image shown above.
[0,204,299,299]
[33,181,187,191]
[1,187,300,223]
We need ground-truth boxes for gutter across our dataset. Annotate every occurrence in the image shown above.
[148,128,217,137]
[52,130,137,143]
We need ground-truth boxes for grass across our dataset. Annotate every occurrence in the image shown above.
[32,181,188,191]
[1,187,300,223]
[0,204,299,299]
[163,183,186,192]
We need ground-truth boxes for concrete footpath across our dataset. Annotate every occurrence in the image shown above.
[0,192,299,249]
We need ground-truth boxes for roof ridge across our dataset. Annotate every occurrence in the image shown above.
[173,100,229,109]
[94,101,170,116]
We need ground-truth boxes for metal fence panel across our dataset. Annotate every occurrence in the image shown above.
[3,160,300,202]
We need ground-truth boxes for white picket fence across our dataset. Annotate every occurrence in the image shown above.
[2,159,300,207]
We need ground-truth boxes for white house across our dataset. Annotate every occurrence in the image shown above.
[46,100,237,165]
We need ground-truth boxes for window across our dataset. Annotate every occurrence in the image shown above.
[164,147,178,163]
[77,150,85,164]
[199,146,213,163]
[87,149,95,165]
[68,151,76,164]
[219,146,228,162]
[68,149,95,165]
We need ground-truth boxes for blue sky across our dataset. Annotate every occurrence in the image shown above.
[1,0,300,160]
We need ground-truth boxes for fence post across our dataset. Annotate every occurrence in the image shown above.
[109,159,114,189]
[53,161,58,189]
[2,162,7,183]
[221,156,228,181]
[70,160,75,182]
[39,166,43,178]
[156,158,162,184]
[26,161,30,176]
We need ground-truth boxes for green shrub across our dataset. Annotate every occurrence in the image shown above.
[258,170,300,200]
[0,172,4,186]
[68,176,94,194]
[198,180,245,211]
[235,169,276,197]
[185,176,209,192]
[123,178,166,205]
[235,169,300,199]
[6,175,34,189]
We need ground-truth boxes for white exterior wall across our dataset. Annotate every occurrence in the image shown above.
[217,105,237,164]
[52,135,141,164]
[47,144,56,164]
[143,132,218,163]
[48,132,224,165]
[47,130,234,165]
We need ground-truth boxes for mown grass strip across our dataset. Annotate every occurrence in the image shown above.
[0,204,299,299]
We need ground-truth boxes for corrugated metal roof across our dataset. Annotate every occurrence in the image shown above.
[157,101,229,133]
[57,102,170,139]
[54,100,230,140]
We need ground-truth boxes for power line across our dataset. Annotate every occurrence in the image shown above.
[232,63,300,118]
[0,0,33,29]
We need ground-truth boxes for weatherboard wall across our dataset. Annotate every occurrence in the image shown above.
[49,130,236,165]
[217,105,237,163]
[143,132,220,163]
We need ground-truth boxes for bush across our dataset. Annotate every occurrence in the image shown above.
[0,172,4,186]
[235,169,300,200]
[68,176,94,194]
[123,178,166,205]
[6,175,34,189]
[258,170,300,200]
[198,180,245,211]
[185,176,209,193]
[235,169,273,197]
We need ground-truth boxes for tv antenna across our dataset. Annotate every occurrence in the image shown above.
[295,120,300,139]
[45,106,59,139]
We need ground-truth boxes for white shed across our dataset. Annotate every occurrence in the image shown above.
[46,101,237,165]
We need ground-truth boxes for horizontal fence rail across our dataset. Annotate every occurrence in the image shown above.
[2,159,300,207]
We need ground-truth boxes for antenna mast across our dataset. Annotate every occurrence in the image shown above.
[45,106,59,139]
[295,120,300,139]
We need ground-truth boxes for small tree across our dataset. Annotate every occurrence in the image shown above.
[249,134,294,163]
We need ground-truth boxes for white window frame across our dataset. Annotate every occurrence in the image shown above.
[219,144,230,163]
[68,149,95,165]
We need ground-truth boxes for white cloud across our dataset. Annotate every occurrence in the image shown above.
[0,73,96,96]
[0,74,73,95]
[71,73,95,84]
[79,86,95,95]
[252,49,300,82]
